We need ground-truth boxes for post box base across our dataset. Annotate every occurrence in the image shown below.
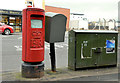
[22,62,44,78]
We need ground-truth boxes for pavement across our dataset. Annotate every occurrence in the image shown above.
[1,66,119,81]
[0,31,120,82]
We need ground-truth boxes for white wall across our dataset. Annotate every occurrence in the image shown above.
[70,14,88,30]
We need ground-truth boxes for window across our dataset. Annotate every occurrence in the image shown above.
[16,17,22,28]
[0,16,2,22]
[9,17,15,25]
[1,16,8,25]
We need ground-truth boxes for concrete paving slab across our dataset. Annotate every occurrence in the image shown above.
[1,67,118,81]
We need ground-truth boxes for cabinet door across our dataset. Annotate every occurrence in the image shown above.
[76,33,98,68]
[97,33,117,66]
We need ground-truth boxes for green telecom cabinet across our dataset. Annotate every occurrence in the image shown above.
[68,30,118,70]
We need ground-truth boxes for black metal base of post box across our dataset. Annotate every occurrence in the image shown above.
[22,62,44,78]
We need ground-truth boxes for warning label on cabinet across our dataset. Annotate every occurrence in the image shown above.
[106,40,115,53]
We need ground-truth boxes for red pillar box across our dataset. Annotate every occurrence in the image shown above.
[22,8,45,78]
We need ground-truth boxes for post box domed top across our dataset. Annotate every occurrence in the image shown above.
[45,12,66,18]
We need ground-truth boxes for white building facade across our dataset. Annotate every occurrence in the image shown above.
[70,13,88,30]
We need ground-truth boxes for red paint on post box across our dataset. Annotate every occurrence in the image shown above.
[22,8,45,62]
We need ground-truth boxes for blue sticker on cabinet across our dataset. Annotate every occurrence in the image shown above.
[106,40,115,48]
